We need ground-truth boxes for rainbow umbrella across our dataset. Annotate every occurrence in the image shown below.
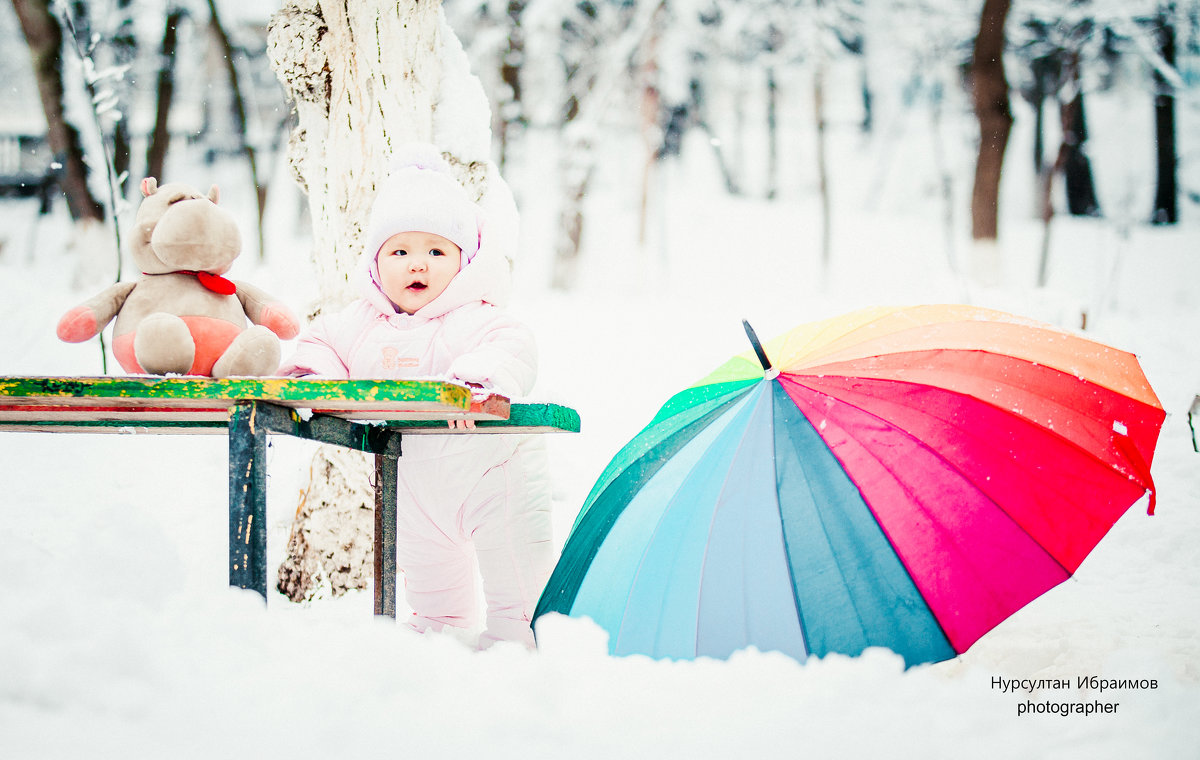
[534,305,1163,666]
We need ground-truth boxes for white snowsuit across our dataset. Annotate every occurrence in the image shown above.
[278,240,553,648]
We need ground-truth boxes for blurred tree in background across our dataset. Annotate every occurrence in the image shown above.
[11,0,105,224]
[7,0,286,261]
[3,0,1197,289]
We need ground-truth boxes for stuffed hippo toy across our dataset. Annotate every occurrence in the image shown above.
[56,178,299,376]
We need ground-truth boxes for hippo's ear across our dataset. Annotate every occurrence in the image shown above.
[207,184,220,204]
[141,177,158,197]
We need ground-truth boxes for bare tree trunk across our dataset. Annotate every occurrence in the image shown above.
[12,0,104,223]
[207,0,266,258]
[637,11,662,247]
[689,74,739,194]
[546,0,666,291]
[550,71,593,291]
[1028,54,1054,192]
[698,120,739,195]
[929,80,958,277]
[969,0,1012,242]
[766,66,778,201]
[552,146,592,291]
[638,95,658,248]
[813,61,832,281]
[1061,57,1100,217]
[146,8,184,182]
[1036,140,1066,287]
[110,0,135,197]
[1151,3,1178,225]
[733,76,747,187]
[267,0,501,603]
[497,0,526,170]
[1037,54,1099,286]
[859,56,872,134]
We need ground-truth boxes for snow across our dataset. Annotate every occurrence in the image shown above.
[3,39,1200,760]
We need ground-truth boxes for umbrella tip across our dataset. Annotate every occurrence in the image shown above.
[742,319,774,373]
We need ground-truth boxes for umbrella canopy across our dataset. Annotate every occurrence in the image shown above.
[534,305,1164,666]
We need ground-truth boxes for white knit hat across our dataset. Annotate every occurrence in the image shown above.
[363,144,481,267]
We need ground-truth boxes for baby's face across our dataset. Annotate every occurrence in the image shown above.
[376,231,462,314]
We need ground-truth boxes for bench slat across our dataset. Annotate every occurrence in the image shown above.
[0,376,579,434]
[0,375,474,407]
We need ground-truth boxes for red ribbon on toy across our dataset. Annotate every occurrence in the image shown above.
[192,271,237,295]
[147,270,238,295]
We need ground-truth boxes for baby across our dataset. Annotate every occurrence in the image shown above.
[279,145,553,649]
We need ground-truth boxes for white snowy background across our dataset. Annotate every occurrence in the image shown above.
[1,2,1199,757]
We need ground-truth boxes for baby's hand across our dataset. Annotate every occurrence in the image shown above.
[448,418,476,431]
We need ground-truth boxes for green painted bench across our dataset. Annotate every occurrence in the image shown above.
[0,376,580,616]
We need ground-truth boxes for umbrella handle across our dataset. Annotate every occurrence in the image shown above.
[742,319,773,372]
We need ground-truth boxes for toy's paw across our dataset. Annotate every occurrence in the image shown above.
[212,326,281,378]
[134,313,195,374]
[56,306,99,343]
[259,303,300,340]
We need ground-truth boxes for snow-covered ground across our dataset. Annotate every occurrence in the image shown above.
[2,72,1199,756]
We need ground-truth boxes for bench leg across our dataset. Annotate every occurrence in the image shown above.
[229,401,267,600]
[374,453,398,618]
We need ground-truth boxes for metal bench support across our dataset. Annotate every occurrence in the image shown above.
[226,399,406,615]
[374,454,398,618]
[228,402,269,598]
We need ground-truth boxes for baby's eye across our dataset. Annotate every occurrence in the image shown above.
[390,248,408,256]
[430,248,445,256]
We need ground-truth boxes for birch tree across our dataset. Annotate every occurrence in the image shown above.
[266,0,515,601]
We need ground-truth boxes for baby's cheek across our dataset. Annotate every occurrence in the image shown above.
[377,274,403,301]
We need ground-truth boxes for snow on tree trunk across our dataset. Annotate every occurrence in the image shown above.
[266,0,512,602]
[275,446,377,603]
